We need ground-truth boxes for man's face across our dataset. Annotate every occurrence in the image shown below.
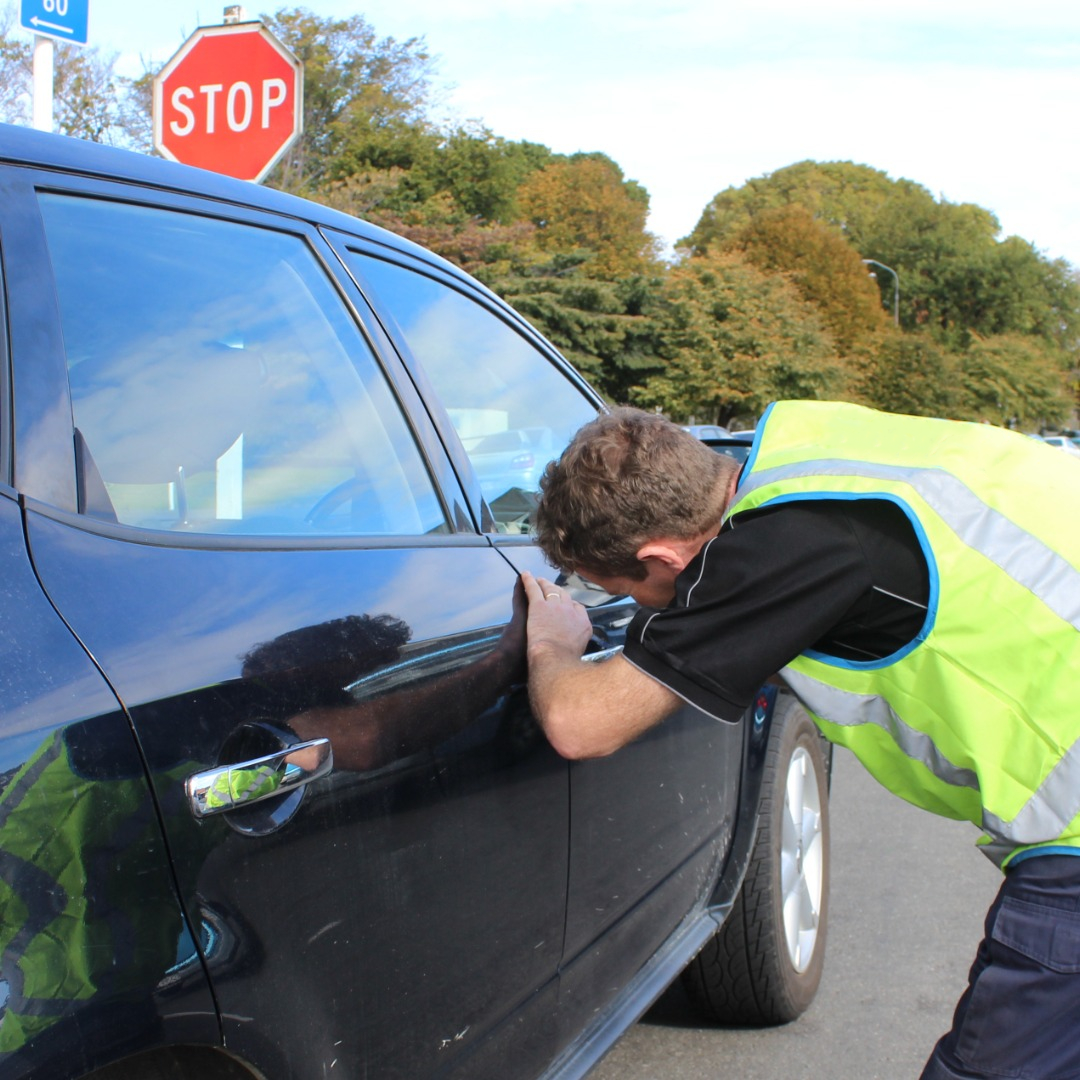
[579,560,682,609]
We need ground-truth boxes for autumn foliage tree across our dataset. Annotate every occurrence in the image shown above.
[732,204,888,352]
[517,154,660,279]
[684,159,1079,426]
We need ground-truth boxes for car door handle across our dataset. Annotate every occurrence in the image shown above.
[186,738,333,818]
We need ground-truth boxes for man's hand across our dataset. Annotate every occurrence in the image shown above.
[520,571,593,661]
[519,571,680,759]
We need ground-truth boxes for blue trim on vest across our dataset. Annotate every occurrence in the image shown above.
[734,487,940,672]
[1006,845,1080,867]
[739,401,775,483]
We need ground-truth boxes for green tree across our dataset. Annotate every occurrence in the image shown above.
[0,5,143,145]
[260,7,438,193]
[852,335,959,417]
[634,252,845,426]
[425,127,553,224]
[956,334,1071,429]
[484,257,667,403]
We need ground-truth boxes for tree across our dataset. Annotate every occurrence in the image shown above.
[51,42,126,143]
[732,204,888,352]
[517,154,661,279]
[956,334,1071,429]
[684,159,1080,377]
[852,335,959,417]
[0,5,29,125]
[633,252,845,426]
[0,5,141,145]
[260,7,438,193]
[682,160,898,256]
[425,127,552,224]
[484,257,667,403]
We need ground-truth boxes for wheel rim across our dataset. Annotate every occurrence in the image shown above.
[780,745,824,973]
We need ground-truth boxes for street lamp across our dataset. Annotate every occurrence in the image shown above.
[862,259,899,326]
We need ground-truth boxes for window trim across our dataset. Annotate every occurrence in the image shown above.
[0,214,12,488]
[21,493,489,552]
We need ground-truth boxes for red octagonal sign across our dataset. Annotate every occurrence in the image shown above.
[153,22,303,183]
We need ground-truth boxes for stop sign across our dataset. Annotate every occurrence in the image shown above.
[153,22,303,183]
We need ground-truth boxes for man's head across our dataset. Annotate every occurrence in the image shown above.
[535,408,739,587]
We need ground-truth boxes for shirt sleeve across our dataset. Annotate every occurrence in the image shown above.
[622,502,877,722]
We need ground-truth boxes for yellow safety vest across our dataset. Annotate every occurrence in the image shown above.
[725,401,1080,868]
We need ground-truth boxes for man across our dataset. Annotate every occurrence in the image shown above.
[521,401,1080,1080]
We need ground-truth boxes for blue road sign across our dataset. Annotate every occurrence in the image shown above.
[20,0,89,46]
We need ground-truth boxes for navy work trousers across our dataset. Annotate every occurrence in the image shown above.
[920,854,1080,1079]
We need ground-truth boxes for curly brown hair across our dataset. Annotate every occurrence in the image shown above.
[534,408,738,579]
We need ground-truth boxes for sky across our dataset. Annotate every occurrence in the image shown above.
[19,0,1080,266]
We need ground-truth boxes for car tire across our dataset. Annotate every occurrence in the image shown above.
[683,692,830,1025]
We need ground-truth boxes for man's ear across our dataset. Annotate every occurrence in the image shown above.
[635,541,687,573]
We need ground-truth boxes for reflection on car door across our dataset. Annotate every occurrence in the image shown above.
[0,488,220,1074]
[13,183,568,1080]
[335,249,745,1044]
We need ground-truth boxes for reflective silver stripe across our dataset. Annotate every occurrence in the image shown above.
[784,668,1080,851]
[735,460,1080,629]
[983,734,1080,845]
[781,668,981,792]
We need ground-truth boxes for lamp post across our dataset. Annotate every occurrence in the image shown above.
[862,259,899,326]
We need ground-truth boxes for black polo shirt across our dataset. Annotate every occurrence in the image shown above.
[622,499,931,722]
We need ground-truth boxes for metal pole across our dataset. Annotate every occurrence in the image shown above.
[32,35,54,132]
[862,259,899,326]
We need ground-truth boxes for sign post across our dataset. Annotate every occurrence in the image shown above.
[153,21,303,183]
[20,0,90,131]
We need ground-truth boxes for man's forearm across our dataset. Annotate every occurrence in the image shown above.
[527,643,680,760]
[527,640,608,759]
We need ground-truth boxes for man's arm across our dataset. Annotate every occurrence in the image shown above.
[521,571,680,759]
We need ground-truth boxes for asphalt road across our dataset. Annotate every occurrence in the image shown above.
[590,748,1003,1080]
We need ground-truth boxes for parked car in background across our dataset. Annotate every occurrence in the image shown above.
[0,124,829,1080]
[1038,434,1080,458]
[681,423,730,440]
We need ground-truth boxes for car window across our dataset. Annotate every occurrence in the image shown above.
[37,194,447,537]
[346,254,598,533]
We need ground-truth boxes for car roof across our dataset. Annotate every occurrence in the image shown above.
[0,123,477,288]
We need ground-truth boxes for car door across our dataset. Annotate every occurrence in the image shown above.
[3,169,569,1080]
[329,246,745,1040]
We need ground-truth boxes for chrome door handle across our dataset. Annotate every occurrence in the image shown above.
[186,738,333,818]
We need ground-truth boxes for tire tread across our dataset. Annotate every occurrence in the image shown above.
[682,694,829,1026]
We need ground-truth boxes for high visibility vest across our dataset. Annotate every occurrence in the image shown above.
[725,401,1080,868]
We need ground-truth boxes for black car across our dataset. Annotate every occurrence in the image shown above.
[0,124,830,1080]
